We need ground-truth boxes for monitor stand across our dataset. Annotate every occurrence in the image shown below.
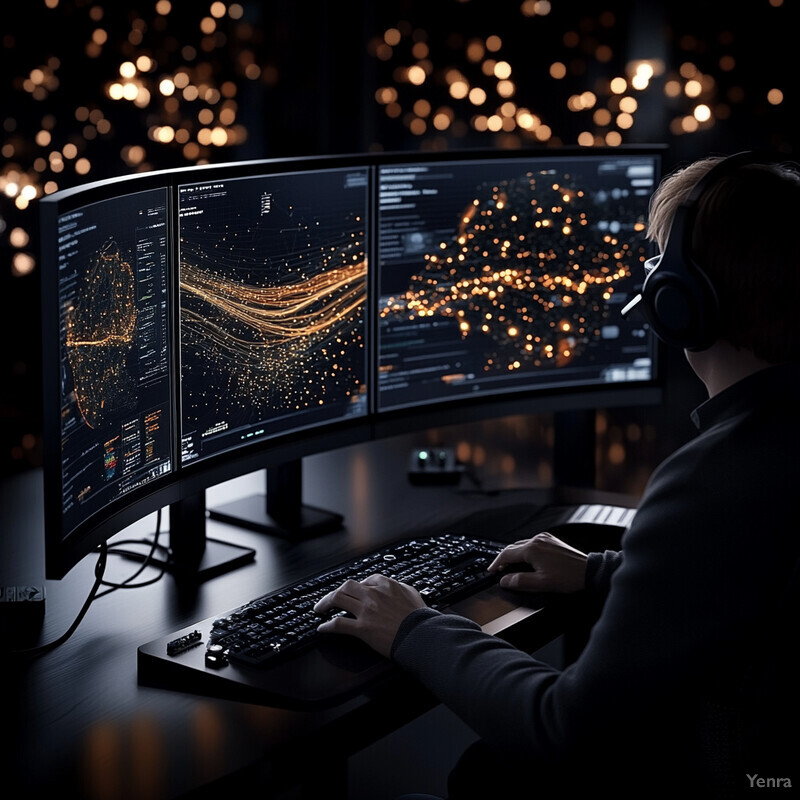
[207,458,344,540]
[166,491,257,581]
[118,491,256,583]
[553,408,596,489]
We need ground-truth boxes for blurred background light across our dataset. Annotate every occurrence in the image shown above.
[0,0,796,484]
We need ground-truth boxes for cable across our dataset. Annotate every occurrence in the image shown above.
[97,508,168,596]
[9,511,168,657]
[9,543,108,659]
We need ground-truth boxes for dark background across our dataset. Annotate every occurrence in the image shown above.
[2,0,796,494]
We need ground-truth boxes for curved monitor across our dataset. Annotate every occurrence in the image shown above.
[39,147,663,580]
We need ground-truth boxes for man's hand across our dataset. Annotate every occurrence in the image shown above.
[314,574,427,658]
[487,531,588,594]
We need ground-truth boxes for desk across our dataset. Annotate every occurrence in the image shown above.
[3,434,633,799]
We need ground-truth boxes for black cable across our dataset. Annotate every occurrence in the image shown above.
[10,543,109,659]
[97,508,168,596]
[10,510,169,657]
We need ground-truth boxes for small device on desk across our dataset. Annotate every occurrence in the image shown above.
[407,447,465,485]
[0,584,46,639]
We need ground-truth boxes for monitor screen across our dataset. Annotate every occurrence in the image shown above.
[177,166,370,464]
[376,153,658,411]
[52,186,173,541]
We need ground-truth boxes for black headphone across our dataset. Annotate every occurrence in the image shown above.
[622,150,766,351]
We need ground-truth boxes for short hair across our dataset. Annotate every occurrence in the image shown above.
[647,155,800,363]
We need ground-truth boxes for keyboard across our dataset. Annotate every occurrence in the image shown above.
[138,533,517,708]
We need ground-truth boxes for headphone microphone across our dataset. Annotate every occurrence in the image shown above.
[622,150,765,351]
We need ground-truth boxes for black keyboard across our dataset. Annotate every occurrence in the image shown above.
[138,534,509,707]
[209,533,503,668]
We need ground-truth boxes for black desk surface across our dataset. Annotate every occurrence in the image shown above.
[2,435,634,799]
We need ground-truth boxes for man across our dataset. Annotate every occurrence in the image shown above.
[315,153,800,797]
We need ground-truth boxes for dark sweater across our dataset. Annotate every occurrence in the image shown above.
[392,363,800,794]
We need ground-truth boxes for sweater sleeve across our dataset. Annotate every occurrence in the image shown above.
[585,549,623,597]
[391,606,567,760]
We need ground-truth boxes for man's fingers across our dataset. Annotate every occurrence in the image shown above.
[316,612,358,635]
[498,571,541,591]
[313,578,363,615]
[488,542,527,572]
[314,573,393,618]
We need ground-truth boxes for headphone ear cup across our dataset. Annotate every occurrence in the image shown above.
[635,150,778,349]
[639,254,719,350]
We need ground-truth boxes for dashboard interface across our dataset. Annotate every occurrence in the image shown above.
[377,154,657,410]
[55,188,173,536]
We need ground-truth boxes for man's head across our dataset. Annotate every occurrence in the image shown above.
[646,154,800,364]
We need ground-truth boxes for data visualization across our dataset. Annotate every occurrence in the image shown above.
[179,167,369,463]
[377,155,658,410]
[56,189,172,536]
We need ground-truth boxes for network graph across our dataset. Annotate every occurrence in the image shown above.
[381,171,647,374]
[65,238,139,429]
[56,190,172,530]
